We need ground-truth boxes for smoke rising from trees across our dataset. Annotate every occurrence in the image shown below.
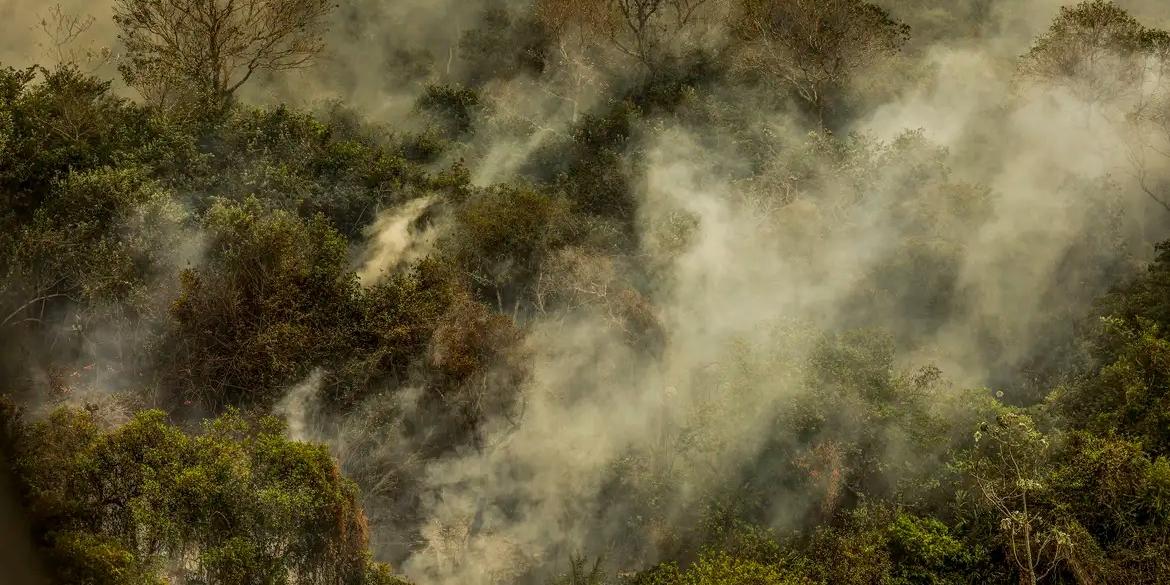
[4,1,1170,584]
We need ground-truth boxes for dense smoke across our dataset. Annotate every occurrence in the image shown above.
[294,1,1170,583]
[358,196,439,285]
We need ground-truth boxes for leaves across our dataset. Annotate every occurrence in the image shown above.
[11,406,387,585]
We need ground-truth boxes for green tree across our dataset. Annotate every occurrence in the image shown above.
[447,183,573,311]
[1046,432,1170,581]
[1055,318,1170,454]
[8,405,402,585]
[189,104,436,239]
[0,65,190,221]
[960,413,1073,585]
[1055,241,1170,454]
[163,199,358,409]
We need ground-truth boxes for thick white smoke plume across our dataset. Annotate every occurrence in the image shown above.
[358,196,439,286]
[371,3,1170,585]
[276,369,325,442]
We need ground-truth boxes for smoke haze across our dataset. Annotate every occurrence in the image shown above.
[348,2,1170,583]
[7,0,1170,583]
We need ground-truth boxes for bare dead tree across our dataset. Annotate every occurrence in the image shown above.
[1125,107,1170,213]
[36,4,112,73]
[39,4,94,67]
[113,0,336,109]
[608,0,713,68]
[536,0,719,73]
[1120,29,1170,213]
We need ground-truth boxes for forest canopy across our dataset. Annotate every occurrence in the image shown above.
[3,0,1170,584]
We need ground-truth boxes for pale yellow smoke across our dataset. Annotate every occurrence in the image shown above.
[357,196,437,286]
[390,3,1170,584]
[275,369,324,442]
